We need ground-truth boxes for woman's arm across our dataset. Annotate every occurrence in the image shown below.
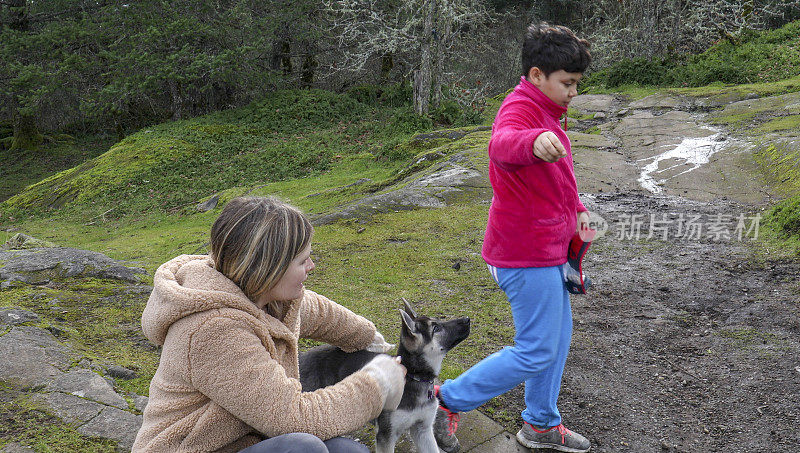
[298,291,376,352]
[187,315,383,440]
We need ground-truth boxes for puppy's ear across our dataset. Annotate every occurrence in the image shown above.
[401,297,418,319]
[400,309,418,334]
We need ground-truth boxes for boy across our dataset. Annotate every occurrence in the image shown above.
[434,22,592,452]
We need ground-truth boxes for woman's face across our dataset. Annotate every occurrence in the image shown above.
[263,244,315,303]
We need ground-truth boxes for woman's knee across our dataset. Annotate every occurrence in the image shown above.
[324,436,370,453]
[240,432,328,453]
[282,433,328,453]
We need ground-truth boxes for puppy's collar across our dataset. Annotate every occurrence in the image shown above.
[406,373,435,384]
[406,373,436,400]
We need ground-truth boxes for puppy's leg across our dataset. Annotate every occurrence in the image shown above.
[375,430,400,453]
[410,422,439,453]
[375,414,401,453]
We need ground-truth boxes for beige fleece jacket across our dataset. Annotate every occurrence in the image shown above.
[132,255,384,453]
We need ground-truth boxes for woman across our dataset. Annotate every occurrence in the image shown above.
[133,196,406,453]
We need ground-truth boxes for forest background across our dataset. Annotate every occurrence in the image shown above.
[3,0,800,154]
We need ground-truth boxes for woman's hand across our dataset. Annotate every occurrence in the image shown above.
[365,331,395,353]
[361,355,406,411]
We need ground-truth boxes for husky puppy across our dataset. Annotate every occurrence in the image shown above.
[299,300,470,453]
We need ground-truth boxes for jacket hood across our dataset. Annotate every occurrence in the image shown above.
[142,254,277,346]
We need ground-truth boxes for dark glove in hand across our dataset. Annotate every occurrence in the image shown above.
[563,228,595,294]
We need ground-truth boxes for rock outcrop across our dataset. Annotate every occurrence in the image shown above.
[0,247,146,288]
[0,246,149,451]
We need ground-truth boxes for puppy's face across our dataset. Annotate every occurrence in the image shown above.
[400,303,470,374]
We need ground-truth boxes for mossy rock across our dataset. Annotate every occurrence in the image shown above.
[1,233,56,251]
[0,248,146,286]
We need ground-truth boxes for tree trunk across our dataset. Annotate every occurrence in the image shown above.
[8,0,29,32]
[270,38,293,76]
[432,2,451,110]
[169,79,183,121]
[380,54,394,85]
[300,41,317,87]
[11,113,42,151]
[414,0,435,115]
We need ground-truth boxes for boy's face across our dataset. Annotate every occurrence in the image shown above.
[527,67,582,108]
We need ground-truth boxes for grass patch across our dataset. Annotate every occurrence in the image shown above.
[760,196,800,257]
[752,139,800,256]
[583,83,659,100]
[0,134,114,203]
[309,203,510,373]
[1,89,439,221]
[0,393,117,451]
[669,75,800,99]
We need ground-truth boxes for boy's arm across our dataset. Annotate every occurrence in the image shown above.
[488,102,563,167]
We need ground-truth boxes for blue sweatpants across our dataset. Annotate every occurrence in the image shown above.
[439,265,572,428]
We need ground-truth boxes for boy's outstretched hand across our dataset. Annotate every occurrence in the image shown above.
[533,131,568,162]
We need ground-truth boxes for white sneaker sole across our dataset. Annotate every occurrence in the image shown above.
[515,429,590,453]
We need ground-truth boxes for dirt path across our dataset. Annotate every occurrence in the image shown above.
[486,94,800,452]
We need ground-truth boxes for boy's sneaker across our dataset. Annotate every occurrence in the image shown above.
[432,385,461,453]
[516,422,591,452]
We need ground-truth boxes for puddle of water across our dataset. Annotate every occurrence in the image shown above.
[637,131,729,193]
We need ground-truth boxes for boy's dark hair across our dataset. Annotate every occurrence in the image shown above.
[521,22,591,77]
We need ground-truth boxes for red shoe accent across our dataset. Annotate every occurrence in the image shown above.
[526,422,572,445]
[434,385,460,436]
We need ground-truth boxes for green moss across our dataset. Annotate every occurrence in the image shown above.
[566,108,595,121]
[754,114,800,134]
[584,84,658,100]
[753,142,800,197]
[761,197,800,256]
[718,328,786,357]
[0,279,159,397]
[0,393,117,451]
[670,75,800,99]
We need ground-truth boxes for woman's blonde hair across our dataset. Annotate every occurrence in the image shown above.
[210,196,313,304]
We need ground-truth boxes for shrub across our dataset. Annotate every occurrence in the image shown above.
[346,83,412,108]
[585,20,800,88]
[604,57,673,87]
[386,107,433,135]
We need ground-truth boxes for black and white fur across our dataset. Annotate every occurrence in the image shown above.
[299,300,470,453]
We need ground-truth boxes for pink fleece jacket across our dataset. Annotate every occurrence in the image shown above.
[482,76,587,268]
